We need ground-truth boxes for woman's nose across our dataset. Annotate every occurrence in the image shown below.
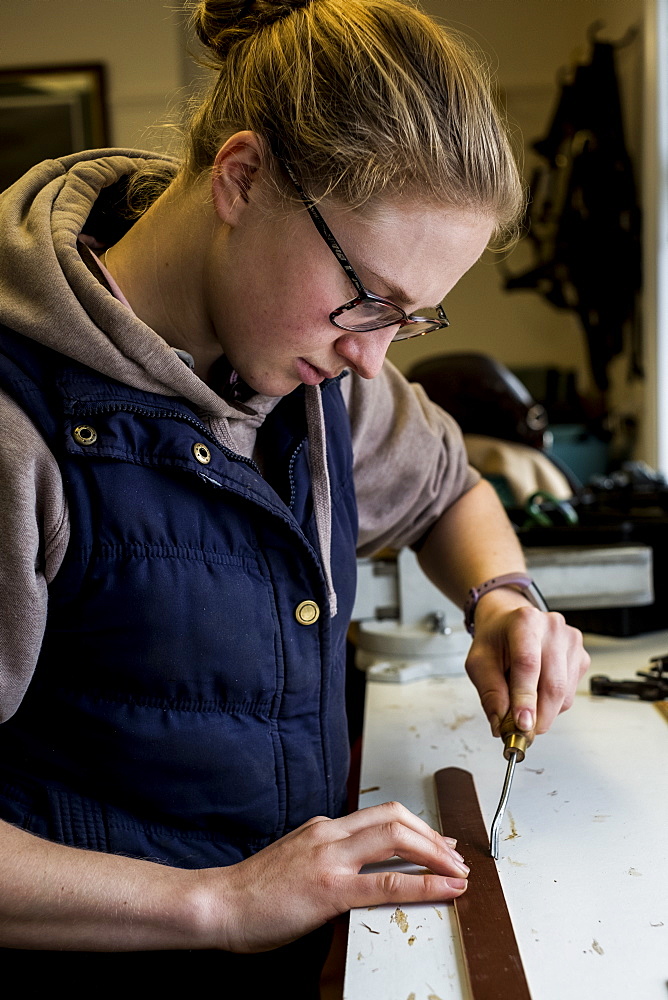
[334,327,399,379]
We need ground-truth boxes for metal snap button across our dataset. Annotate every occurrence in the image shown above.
[295,600,320,626]
[193,442,211,465]
[72,424,97,446]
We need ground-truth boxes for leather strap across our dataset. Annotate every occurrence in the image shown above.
[434,767,532,1000]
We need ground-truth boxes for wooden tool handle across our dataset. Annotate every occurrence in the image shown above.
[499,708,534,762]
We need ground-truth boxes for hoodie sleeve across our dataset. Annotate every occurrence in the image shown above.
[0,390,69,722]
[343,360,480,557]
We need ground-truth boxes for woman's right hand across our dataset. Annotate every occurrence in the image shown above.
[189,800,469,953]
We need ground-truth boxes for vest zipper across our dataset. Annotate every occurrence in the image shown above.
[287,437,307,510]
[69,400,263,475]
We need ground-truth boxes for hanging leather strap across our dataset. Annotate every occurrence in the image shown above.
[434,767,532,1000]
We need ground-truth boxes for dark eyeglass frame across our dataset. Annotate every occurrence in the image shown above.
[281,161,450,342]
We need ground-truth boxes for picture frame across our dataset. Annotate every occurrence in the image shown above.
[0,63,109,192]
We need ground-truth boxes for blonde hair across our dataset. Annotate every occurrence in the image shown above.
[182,0,524,244]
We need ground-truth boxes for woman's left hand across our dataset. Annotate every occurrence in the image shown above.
[463,589,590,736]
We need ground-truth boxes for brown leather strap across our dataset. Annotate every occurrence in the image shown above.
[434,767,532,1000]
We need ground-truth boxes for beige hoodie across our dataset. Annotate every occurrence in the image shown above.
[0,150,478,721]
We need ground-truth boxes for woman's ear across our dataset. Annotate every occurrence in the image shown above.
[211,130,265,226]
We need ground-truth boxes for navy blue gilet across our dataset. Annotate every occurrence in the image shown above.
[0,327,358,868]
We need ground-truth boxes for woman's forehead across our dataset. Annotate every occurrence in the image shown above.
[327,199,496,304]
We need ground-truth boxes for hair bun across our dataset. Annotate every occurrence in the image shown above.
[190,0,313,60]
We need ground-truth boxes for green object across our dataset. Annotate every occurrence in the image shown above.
[523,490,579,529]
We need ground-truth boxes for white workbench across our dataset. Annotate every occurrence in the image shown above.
[343,630,668,1000]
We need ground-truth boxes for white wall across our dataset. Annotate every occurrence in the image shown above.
[642,0,668,473]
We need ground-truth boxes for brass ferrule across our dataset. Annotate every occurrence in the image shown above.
[503,734,529,762]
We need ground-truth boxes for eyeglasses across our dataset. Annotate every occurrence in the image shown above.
[281,162,450,342]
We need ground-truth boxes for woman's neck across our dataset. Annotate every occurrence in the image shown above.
[102,175,225,383]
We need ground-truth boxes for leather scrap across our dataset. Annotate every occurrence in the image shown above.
[434,766,532,1000]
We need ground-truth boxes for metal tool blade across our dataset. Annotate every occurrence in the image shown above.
[490,748,518,859]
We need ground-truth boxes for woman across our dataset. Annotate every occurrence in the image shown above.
[0,0,588,989]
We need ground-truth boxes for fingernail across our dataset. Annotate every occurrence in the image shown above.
[518,709,534,732]
[443,836,457,847]
[490,714,500,737]
[447,878,468,890]
[451,848,467,865]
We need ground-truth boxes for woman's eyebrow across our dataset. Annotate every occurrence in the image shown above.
[361,265,415,307]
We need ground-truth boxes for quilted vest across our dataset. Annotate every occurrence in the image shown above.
[0,327,358,868]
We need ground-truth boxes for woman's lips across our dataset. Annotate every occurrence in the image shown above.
[296,358,336,385]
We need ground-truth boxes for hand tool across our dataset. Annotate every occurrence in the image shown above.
[590,674,668,700]
[489,710,535,860]
[590,652,668,701]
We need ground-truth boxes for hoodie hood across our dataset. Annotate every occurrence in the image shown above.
[0,149,281,440]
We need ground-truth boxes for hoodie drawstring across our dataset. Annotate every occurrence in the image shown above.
[305,384,337,618]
